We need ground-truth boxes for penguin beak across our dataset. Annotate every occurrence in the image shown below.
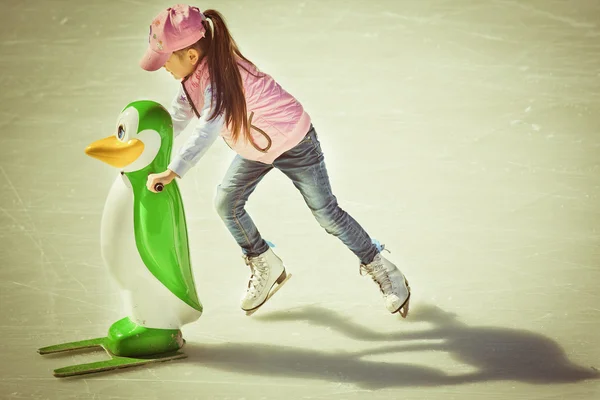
[85,136,145,168]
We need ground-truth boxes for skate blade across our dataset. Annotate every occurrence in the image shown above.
[245,273,292,316]
[394,280,411,319]
[395,293,410,318]
[53,351,187,377]
[38,337,106,355]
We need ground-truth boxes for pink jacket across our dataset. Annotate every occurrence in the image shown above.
[181,58,312,164]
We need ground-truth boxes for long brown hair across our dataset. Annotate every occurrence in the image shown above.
[177,10,260,143]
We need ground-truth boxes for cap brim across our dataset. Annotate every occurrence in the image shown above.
[139,46,171,72]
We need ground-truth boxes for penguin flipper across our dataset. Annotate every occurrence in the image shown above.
[133,181,202,311]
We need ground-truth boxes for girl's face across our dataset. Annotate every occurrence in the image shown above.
[163,49,200,80]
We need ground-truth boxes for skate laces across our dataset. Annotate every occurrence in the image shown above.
[360,246,393,295]
[244,255,269,298]
[361,263,393,295]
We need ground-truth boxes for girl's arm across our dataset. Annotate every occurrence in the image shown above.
[170,86,196,138]
[168,85,224,178]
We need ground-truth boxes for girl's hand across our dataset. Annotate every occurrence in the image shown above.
[147,170,179,193]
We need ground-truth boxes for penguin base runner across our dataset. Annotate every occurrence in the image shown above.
[38,317,187,377]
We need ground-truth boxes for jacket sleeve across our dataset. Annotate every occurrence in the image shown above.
[168,85,225,178]
[169,86,195,138]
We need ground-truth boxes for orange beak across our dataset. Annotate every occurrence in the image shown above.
[85,136,144,168]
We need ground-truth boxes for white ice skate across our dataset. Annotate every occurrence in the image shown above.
[241,248,292,316]
[361,252,411,317]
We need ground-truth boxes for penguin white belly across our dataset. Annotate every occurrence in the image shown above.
[100,174,201,329]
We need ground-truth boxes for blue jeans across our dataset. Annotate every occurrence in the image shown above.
[214,125,379,265]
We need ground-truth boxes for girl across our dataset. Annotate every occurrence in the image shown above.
[140,4,410,317]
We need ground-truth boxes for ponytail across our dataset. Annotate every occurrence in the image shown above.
[202,9,259,144]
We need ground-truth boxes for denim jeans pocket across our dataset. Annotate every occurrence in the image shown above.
[307,126,322,154]
[299,131,312,144]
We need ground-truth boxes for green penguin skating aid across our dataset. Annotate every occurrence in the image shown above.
[38,100,202,377]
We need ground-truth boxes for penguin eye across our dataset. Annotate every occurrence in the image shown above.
[117,125,126,140]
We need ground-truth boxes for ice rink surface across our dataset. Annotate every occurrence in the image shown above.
[0,0,598,399]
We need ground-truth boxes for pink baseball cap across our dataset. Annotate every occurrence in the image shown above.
[140,4,206,71]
